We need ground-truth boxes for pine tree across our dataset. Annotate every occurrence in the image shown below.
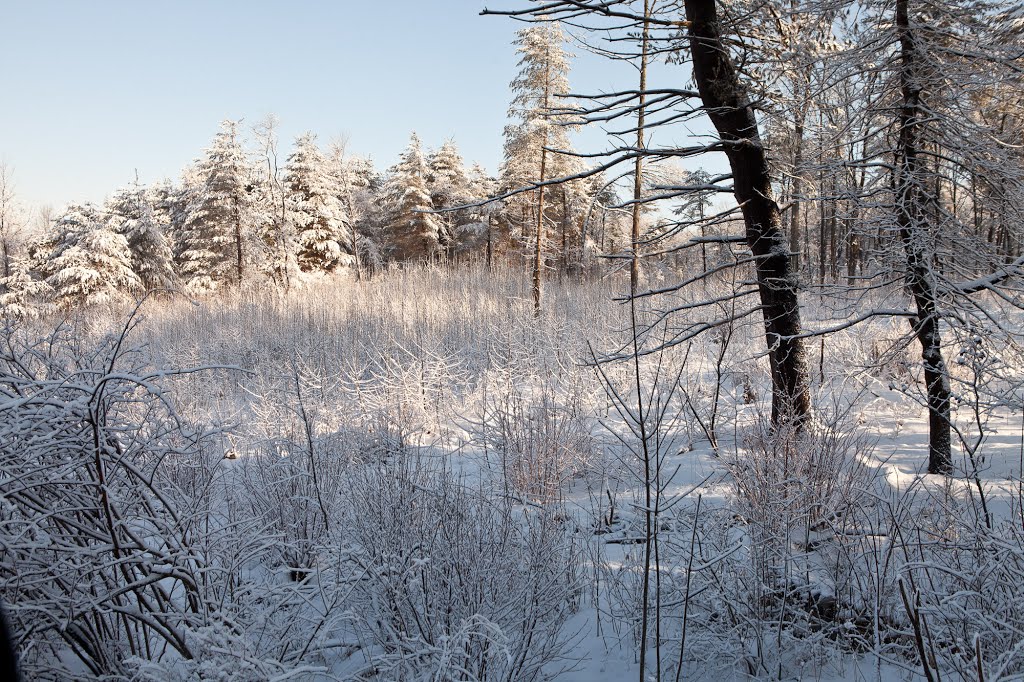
[177,120,250,293]
[284,133,350,273]
[426,140,472,259]
[45,203,140,307]
[501,21,585,310]
[106,182,176,292]
[0,258,53,319]
[383,133,442,262]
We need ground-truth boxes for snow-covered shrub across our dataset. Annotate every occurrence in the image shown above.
[891,486,1024,680]
[648,415,880,678]
[0,319,231,680]
[477,373,595,502]
[342,452,581,681]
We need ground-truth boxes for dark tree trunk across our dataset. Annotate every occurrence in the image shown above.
[685,0,811,425]
[895,0,952,475]
[486,214,493,271]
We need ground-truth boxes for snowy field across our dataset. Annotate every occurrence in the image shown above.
[2,265,1023,681]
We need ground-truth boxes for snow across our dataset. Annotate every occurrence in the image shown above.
[2,268,1024,681]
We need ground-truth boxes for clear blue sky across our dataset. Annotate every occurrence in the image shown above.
[0,0,707,211]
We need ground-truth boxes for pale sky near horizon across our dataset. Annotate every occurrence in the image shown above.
[0,0,708,213]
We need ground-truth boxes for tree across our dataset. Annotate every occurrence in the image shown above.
[836,0,1024,473]
[284,132,350,273]
[252,115,298,290]
[501,21,583,313]
[0,163,25,282]
[44,203,140,308]
[426,140,472,260]
[487,2,812,425]
[177,120,250,293]
[106,182,176,292]
[383,133,442,262]
[684,0,812,423]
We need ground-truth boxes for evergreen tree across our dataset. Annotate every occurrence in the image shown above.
[500,22,587,308]
[383,133,442,262]
[0,258,53,319]
[284,132,349,273]
[177,120,250,293]
[426,140,472,259]
[106,182,176,292]
[45,203,140,307]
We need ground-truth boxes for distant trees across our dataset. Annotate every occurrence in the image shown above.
[0,19,588,311]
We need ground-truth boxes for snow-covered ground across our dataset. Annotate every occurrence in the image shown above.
[3,267,1023,681]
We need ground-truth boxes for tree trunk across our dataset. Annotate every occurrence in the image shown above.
[895,0,952,475]
[486,214,494,271]
[829,174,838,281]
[631,2,650,293]
[685,0,811,425]
[233,196,244,286]
[789,115,804,274]
[533,146,547,316]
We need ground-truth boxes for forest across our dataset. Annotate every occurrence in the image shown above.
[1,0,1024,680]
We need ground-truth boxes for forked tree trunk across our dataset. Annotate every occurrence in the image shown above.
[895,0,952,474]
[685,0,811,425]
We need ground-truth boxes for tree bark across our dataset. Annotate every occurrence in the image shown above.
[789,116,804,274]
[534,146,547,316]
[895,0,952,474]
[233,195,244,286]
[631,1,650,293]
[685,0,811,425]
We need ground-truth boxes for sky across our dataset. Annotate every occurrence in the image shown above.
[0,0,707,212]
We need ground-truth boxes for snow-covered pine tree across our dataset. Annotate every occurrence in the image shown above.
[456,163,500,263]
[177,120,251,293]
[44,202,140,307]
[383,133,442,262]
[500,22,586,308]
[106,182,176,292]
[0,257,53,319]
[426,140,472,260]
[284,132,350,273]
